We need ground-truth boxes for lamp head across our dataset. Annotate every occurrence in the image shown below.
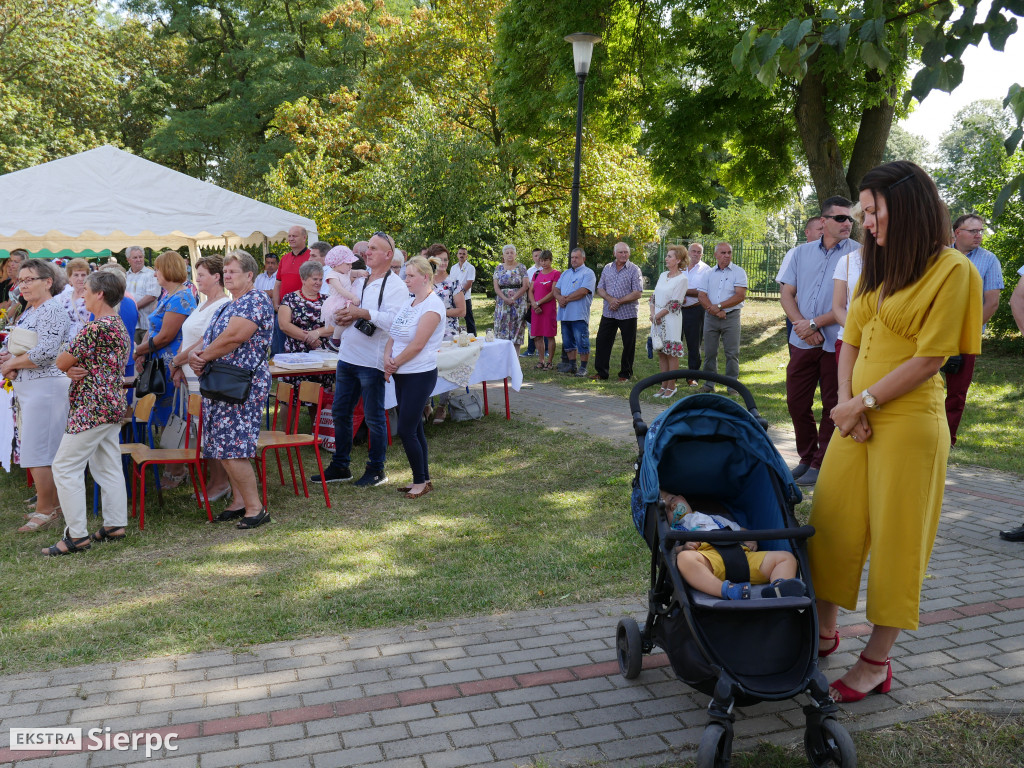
[564,32,602,76]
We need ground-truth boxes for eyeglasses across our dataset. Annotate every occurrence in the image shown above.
[823,215,854,223]
[958,228,984,235]
[372,231,395,250]
[17,277,46,286]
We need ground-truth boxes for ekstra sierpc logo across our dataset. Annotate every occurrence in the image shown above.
[9,728,178,758]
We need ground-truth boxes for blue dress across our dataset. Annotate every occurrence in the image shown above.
[201,289,274,459]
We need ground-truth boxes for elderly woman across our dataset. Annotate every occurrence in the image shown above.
[278,259,335,388]
[809,162,981,703]
[384,256,445,499]
[189,250,274,529]
[1,249,27,312]
[649,245,689,398]
[171,255,232,501]
[41,271,132,554]
[0,260,71,533]
[492,244,530,353]
[60,258,93,339]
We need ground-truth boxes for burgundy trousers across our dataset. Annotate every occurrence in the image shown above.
[786,344,839,469]
[943,353,976,446]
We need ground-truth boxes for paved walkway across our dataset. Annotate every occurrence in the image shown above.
[2,382,1023,767]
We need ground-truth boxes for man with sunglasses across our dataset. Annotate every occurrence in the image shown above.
[313,232,407,487]
[778,196,860,486]
[946,213,1003,447]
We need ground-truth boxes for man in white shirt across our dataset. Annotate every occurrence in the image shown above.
[682,243,713,380]
[449,247,477,334]
[124,245,161,343]
[697,242,747,393]
[313,232,408,488]
[253,253,278,299]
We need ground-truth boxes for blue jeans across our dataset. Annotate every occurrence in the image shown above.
[328,360,387,474]
[394,368,437,484]
[560,320,590,355]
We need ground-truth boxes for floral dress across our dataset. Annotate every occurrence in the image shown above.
[201,289,274,459]
[650,271,689,357]
[66,315,130,433]
[432,278,461,340]
[280,290,333,389]
[493,263,529,345]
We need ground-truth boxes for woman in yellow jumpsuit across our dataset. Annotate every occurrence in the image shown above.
[808,161,982,703]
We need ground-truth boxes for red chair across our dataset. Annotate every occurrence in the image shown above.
[259,381,300,495]
[128,393,211,529]
[257,381,331,508]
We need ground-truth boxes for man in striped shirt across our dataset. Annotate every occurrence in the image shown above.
[591,242,644,381]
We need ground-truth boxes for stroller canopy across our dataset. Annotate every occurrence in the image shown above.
[637,394,801,535]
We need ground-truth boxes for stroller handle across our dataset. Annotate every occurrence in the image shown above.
[663,525,815,545]
[629,370,768,435]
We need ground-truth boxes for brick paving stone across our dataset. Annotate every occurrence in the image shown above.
[511,713,578,738]
[360,678,424,697]
[311,745,386,768]
[247,757,310,768]
[555,723,622,749]
[304,713,371,737]
[988,666,1024,685]
[238,697,303,717]
[421,746,496,768]
[272,733,340,758]
[407,714,474,738]
[599,734,668,761]
[369,703,436,726]
[338,722,408,749]
[939,674,1001,695]
[470,703,535,727]
[421,670,483,688]
[493,686,558,707]
[531,694,597,718]
[574,704,642,728]
[236,723,304,747]
[431,693,500,717]
[352,654,412,673]
[449,722,516,747]
[490,734,559,760]
[381,733,451,760]
[473,661,538,679]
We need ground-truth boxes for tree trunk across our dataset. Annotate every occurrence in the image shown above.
[794,67,851,203]
[845,71,898,195]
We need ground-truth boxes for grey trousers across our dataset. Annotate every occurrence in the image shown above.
[702,309,741,383]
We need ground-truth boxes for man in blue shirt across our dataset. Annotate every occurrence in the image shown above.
[778,196,860,486]
[947,213,1003,446]
[553,248,597,377]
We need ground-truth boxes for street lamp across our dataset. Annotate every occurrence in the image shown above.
[564,32,601,256]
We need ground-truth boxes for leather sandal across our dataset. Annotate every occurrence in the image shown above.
[236,509,271,529]
[42,531,91,557]
[91,526,127,543]
[830,653,892,703]
[397,481,433,493]
[214,506,246,522]
[818,629,840,658]
[404,485,433,499]
[18,509,61,533]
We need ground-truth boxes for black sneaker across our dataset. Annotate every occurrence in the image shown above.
[312,466,353,483]
[353,470,388,487]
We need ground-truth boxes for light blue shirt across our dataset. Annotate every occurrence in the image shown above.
[778,236,859,352]
[555,265,597,322]
[964,246,1004,292]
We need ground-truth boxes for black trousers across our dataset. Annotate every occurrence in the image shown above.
[682,304,704,371]
[464,298,476,335]
[594,316,637,379]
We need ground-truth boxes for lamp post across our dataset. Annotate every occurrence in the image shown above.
[564,32,601,256]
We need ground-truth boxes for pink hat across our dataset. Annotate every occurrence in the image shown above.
[325,245,357,267]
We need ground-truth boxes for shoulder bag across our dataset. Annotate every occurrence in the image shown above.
[198,303,254,404]
[135,339,167,398]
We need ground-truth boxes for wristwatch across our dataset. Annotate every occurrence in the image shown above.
[808,319,818,332]
[861,389,880,410]
[716,303,723,310]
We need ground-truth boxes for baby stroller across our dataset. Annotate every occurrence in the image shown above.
[617,370,855,768]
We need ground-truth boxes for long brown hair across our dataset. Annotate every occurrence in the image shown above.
[856,161,950,297]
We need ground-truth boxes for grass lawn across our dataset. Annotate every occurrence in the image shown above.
[503,293,1024,475]
[0,414,645,674]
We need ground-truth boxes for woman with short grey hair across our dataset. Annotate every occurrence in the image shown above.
[278,259,334,388]
[189,249,274,528]
[492,244,530,353]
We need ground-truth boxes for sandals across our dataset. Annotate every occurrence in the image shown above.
[431,406,447,425]
[42,530,91,557]
[818,629,840,658]
[18,508,61,533]
[404,485,433,499]
[830,653,892,703]
[92,526,127,543]
[214,506,246,523]
[236,509,271,529]
[397,481,433,494]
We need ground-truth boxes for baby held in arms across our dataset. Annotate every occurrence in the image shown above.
[321,246,365,341]
[661,491,806,600]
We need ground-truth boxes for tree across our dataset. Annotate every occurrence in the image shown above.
[0,0,120,173]
[883,125,931,167]
[934,100,1015,217]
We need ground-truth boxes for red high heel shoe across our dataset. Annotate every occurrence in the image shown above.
[818,629,840,658]
[829,653,892,703]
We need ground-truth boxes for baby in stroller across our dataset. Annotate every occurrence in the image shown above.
[660,491,806,601]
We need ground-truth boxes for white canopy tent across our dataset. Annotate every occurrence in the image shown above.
[0,145,317,265]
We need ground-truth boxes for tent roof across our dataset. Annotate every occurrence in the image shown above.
[0,145,317,252]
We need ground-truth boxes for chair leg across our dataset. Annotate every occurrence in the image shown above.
[193,461,211,522]
[189,466,202,509]
[259,451,269,508]
[274,447,285,486]
[138,463,148,530]
[313,446,331,508]
[297,450,309,498]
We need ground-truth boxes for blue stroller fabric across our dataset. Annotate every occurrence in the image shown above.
[632,394,801,543]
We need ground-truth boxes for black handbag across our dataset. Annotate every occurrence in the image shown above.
[199,360,253,404]
[940,355,963,375]
[135,340,167,398]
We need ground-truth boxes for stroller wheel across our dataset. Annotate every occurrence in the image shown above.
[804,717,856,767]
[615,617,643,679]
[696,722,732,768]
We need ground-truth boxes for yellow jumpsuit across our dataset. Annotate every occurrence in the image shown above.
[808,248,982,630]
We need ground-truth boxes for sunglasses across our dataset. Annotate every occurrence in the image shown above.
[823,215,854,223]
[372,231,395,250]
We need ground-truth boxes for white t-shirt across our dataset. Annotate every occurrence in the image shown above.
[833,250,862,341]
[338,271,409,371]
[449,260,476,300]
[390,293,445,374]
[254,271,277,293]
[180,296,231,386]
[1018,264,1024,278]
[776,247,796,284]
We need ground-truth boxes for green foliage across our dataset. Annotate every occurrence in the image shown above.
[711,200,771,244]
[883,124,931,166]
[0,0,120,173]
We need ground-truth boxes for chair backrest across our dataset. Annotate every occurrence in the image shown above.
[186,393,203,454]
[296,381,324,438]
[272,382,294,432]
[131,393,157,445]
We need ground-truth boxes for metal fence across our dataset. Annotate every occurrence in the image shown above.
[639,238,794,299]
